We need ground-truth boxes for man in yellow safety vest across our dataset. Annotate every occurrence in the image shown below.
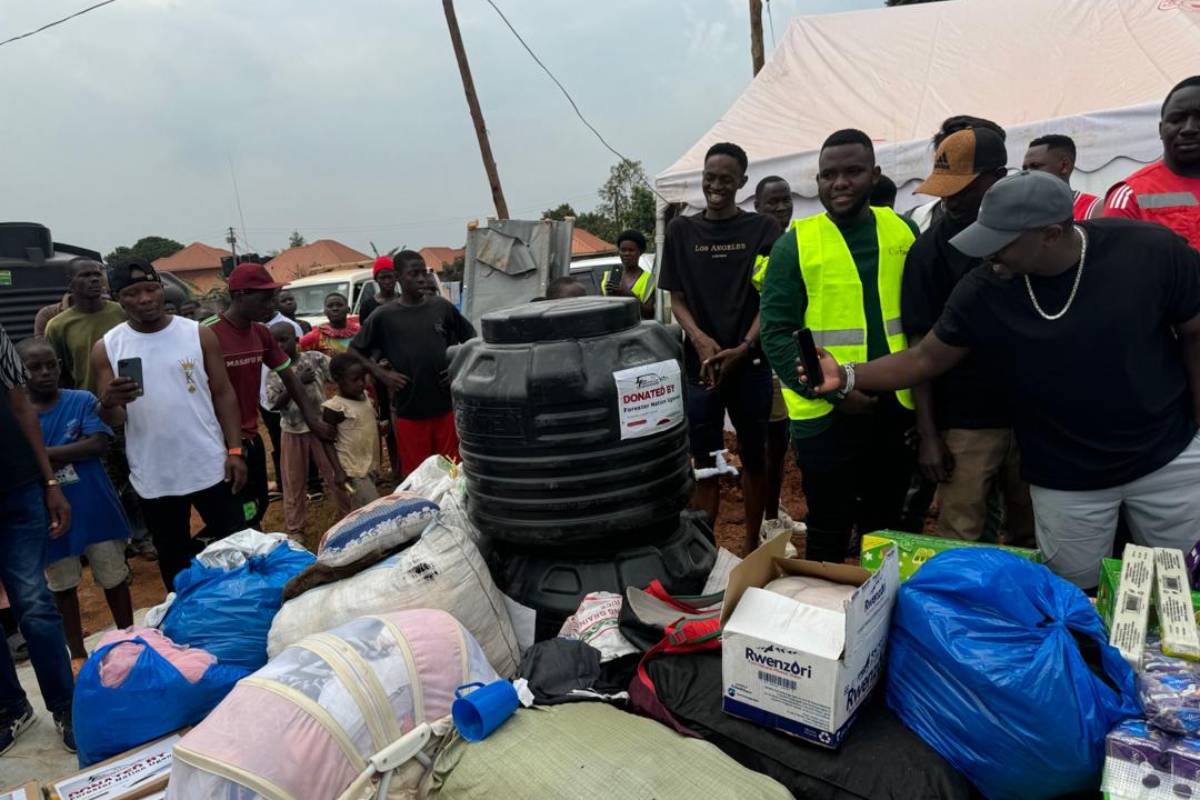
[760,128,919,564]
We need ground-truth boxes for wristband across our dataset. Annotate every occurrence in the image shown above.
[227,447,244,457]
[841,362,858,395]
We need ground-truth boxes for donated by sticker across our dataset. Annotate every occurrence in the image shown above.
[613,359,683,439]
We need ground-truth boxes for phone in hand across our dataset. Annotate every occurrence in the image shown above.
[116,357,145,396]
[793,328,824,390]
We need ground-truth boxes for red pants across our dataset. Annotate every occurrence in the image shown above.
[394,412,459,478]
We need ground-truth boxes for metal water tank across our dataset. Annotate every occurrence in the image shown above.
[450,297,693,548]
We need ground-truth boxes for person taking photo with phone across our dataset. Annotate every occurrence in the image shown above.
[601,230,656,319]
[798,171,1200,590]
[92,257,246,591]
[760,129,920,564]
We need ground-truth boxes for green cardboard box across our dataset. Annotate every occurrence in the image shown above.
[1095,557,1200,632]
[859,530,1043,583]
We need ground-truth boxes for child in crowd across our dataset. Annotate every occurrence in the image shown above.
[265,323,340,541]
[322,354,380,514]
[545,276,588,299]
[17,337,133,671]
[298,292,360,357]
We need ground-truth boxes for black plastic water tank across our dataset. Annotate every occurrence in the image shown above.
[450,297,693,548]
[489,512,717,641]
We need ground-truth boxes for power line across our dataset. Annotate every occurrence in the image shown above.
[0,0,120,50]
[482,0,667,204]
[766,0,777,49]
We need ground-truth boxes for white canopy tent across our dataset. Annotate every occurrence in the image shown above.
[654,0,1200,219]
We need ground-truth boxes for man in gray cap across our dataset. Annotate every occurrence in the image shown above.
[800,170,1200,589]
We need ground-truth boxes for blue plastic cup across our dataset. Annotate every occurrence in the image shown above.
[452,680,520,742]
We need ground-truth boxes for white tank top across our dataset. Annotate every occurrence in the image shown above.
[103,316,227,498]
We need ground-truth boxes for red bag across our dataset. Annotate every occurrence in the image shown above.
[627,581,723,736]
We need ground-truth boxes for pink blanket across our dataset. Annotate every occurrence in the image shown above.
[97,626,216,688]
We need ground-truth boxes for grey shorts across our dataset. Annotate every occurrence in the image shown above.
[46,538,131,592]
[1030,433,1200,589]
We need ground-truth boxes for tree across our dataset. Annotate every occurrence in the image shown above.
[545,159,657,251]
[597,159,649,235]
[541,203,577,221]
[288,230,306,249]
[105,236,184,264]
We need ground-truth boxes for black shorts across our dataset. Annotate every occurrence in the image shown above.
[687,364,772,471]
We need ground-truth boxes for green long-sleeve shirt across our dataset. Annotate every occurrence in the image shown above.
[759,211,918,439]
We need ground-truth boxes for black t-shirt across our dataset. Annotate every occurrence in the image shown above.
[902,214,1013,429]
[658,210,781,379]
[0,324,41,492]
[351,297,476,419]
[934,219,1200,490]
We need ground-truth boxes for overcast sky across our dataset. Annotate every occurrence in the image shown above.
[0,0,880,256]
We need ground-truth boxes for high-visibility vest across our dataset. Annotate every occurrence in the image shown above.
[751,254,769,291]
[601,269,655,303]
[782,207,916,421]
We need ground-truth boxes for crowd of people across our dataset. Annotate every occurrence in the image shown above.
[0,249,473,755]
[0,73,1197,760]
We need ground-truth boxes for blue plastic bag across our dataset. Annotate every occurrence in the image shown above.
[73,636,248,767]
[162,543,314,670]
[886,549,1141,800]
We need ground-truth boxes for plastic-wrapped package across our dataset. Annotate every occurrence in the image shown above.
[763,575,856,612]
[1140,638,1200,737]
[1102,719,1200,799]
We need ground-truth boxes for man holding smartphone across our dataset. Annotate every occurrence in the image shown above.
[760,129,919,564]
[658,142,781,553]
[92,257,246,591]
[801,171,1200,589]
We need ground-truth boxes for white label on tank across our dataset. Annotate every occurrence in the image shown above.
[613,359,683,440]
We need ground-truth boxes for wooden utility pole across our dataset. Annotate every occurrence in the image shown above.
[443,0,510,220]
[749,0,765,76]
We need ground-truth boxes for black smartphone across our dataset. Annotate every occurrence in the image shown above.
[793,328,824,389]
[116,357,144,397]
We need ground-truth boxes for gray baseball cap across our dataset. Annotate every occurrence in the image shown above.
[949,170,1075,258]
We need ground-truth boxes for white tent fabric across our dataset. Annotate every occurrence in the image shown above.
[655,0,1200,217]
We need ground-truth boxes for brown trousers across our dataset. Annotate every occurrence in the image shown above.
[936,428,1035,547]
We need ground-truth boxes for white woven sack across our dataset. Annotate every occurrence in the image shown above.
[268,512,520,677]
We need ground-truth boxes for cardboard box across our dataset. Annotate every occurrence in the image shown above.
[0,782,40,800]
[859,530,1042,582]
[1097,558,1200,632]
[1108,545,1153,668]
[721,532,899,749]
[49,731,182,800]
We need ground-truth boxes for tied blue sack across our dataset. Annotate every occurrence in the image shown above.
[162,543,314,670]
[885,549,1141,800]
[73,637,249,767]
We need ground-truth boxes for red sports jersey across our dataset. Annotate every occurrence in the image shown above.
[1105,161,1200,250]
[1073,191,1100,222]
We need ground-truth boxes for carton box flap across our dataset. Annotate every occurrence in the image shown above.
[727,586,847,659]
[722,530,791,626]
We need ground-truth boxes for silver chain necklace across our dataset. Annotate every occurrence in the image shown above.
[1024,226,1087,321]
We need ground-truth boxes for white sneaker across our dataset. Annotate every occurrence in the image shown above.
[760,517,799,558]
[777,507,808,535]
